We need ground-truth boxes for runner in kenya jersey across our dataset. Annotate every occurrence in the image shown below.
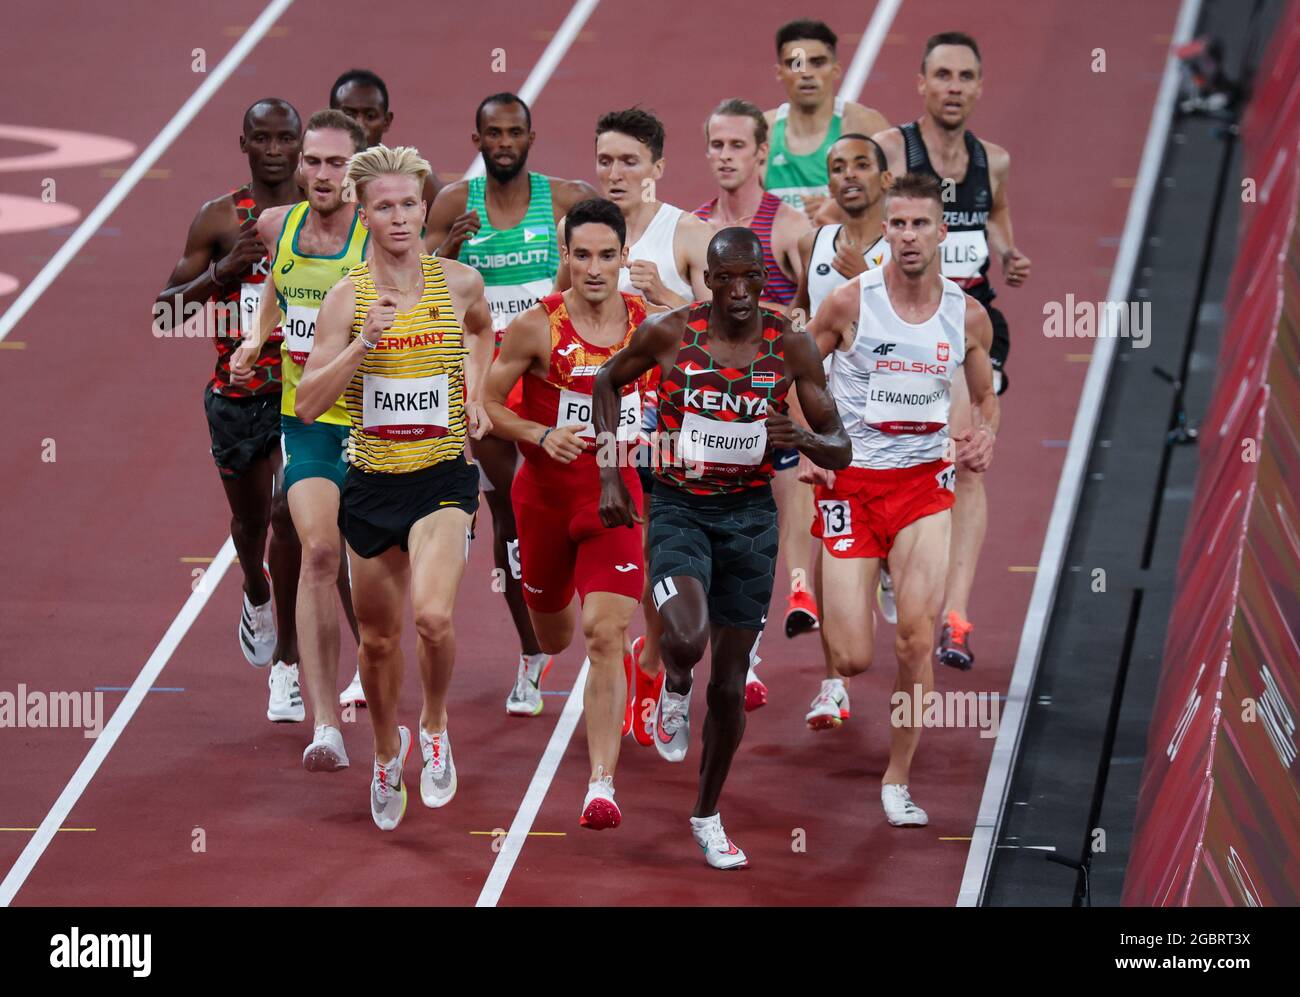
[593,226,850,869]
[484,198,653,830]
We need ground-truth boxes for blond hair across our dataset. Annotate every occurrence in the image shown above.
[344,143,430,205]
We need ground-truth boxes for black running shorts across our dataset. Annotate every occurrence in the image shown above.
[339,456,480,559]
[203,383,281,479]
[647,483,779,631]
[986,303,1010,396]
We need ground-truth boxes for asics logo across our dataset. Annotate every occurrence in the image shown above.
[614,563,637,572]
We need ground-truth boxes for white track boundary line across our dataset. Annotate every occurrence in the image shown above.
[839,0,903,102]
[476,658,590,907]
[956,0,1205,907]
[0,0,295,343]
[462,0,602,180]
[0,540,237,906]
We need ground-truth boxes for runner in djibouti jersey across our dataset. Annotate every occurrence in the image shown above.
[765,97,844,213]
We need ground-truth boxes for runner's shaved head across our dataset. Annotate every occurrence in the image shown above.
[707,226,764,267]
[243,98,301,135]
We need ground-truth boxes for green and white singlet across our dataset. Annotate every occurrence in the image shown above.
[764,97,845,213]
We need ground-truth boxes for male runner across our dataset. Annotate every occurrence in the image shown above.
[803,173,997,824]
[694,97,811,708]
[873,32,1031,669]
[763,19,888,221]
[156,98,302,717]
[298,144,494,831]
[232,110,370,767]
[593,227,850,868]
[424,92,597,717]
[485,198,657,827]
[329,68,443,220]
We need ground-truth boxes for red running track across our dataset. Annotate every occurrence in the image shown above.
[0,0,1177,905]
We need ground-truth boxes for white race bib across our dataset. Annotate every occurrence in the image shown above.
[938,229,989,283]
[863,374,948,435]
[363,372,449,439]
[557,387,641,441]
[283,303,317,364]
[818,499,852,537]
[483,278,553,332]
[678,412,766,466]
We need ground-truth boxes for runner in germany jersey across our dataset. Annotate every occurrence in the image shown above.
[802,173,997,826]
[155,97,302,678]
[593,226,849,868]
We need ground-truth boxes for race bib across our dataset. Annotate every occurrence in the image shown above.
[818,499,852,537]
[556,387,641,441]
[939,229,989,284]
[678,412,767,466]
[935,463,956,492]
[283,304,317,364]
[240,283,281,343]
[483,278,552,332]
[362,372,450,439]
[863,374,948,435]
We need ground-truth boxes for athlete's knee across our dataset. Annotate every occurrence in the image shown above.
[832,647,872,677]
[414,605,455,648]
[955,462,984,487]
[299,535,340,583]
[894,619,932,667]
[706,667,746,714]
[358,626,401,662]
[230,508,270,543]
[581,613,625,663]
[659,623,707,670]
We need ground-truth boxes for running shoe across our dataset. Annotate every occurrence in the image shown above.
[339,666,366,709]
[505,654,552,717]
[303,724,348,772]
[784,589,820,638]
[744,663,768,712]
[805,678,850,730]
[266,661,304,723]
[622,644,635,737]
[630,637,663,748]
[419,727,457,808]
[881,783,929,827]
[653,681,692,763]
[690,813,748,870]
[579,769,621,830]
[239,590,276,667]
[937,611,975,670]
[371,725,412,831]
[877,569,898,625]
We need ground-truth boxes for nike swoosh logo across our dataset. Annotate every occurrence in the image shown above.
[656,720,675,744]
[465,233,494,246]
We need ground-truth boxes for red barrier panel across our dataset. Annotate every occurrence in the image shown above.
[1123,6,1300,906]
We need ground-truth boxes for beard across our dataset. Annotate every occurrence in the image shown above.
[483,148,529,183]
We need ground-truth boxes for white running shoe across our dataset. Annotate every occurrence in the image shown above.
[505,654,552,717]
[266,661,304,722]
[579,769,621,830]
[371,725,412,831]
[653,681,692,763]
[303,724,348,772]
[339,666,366,709]
[419,727,458,808]
[805,678,850,730]
[881,783,929,827]
[239,591,276,667]
[877,569,898,625]
[690,813,748,870]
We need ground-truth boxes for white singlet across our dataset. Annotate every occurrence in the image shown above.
[806,225,890,317]
[830,267,966,469]
[618,203,693,302]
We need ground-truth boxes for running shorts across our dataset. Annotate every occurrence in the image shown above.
[339,456,480,558]
[281,414,348,489]
[204,382,280,479]
[811,459,955,560]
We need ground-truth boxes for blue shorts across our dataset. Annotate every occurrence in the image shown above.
[281,414,349,490]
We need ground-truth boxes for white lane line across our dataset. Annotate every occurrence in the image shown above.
[476,658,590,907]
[955,0,1206,907]
[839,0,904,102]
[462,0,602,179]
[0,540,237,906]
[0,0,295,343]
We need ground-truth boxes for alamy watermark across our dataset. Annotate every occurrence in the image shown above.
[0,685,104,738]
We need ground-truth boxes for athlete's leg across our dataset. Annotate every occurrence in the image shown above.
[268,463,301,665]
[347,541,410,761]
[945,373,986,623]
[221,454,275,605]
[473,434,542,656]
[774,465,817,597]
[819,550,880,678]
[287,478,344,728]
[883,510,950,785]
[581,591,638,780]
[693,623,753,818]
[336,549,360,643]
[407,507,474,736]
[528,605,577,656]
[657,575,710,695]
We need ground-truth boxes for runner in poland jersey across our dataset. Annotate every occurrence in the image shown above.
[654,302,790,495]
[831,267,966,470]
[516,291,649,488]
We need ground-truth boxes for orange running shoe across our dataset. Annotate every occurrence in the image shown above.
[937,611,975,670]
[784,589,820,638]
[629,635,663,746]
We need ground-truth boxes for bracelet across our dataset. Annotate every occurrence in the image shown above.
[538,426,555,448]
[359,332,379,350]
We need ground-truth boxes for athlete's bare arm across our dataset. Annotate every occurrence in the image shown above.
[593,308,688,527]
[156,196,261,331]
[804,273,860,357]
[422,180,474,258]
[441,257,495,439]
[675,212,714,303]
[844,101,891,142]
[871,126,907,180]
[790,228,819,319]
[956,297,999,472]
[771,200,812,287]
[295,278,368,423]
[231,205,292,355]
[768,321,851,470]
[983,142,1030,286]
[483,304,562,450]
[551,177,601,217]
